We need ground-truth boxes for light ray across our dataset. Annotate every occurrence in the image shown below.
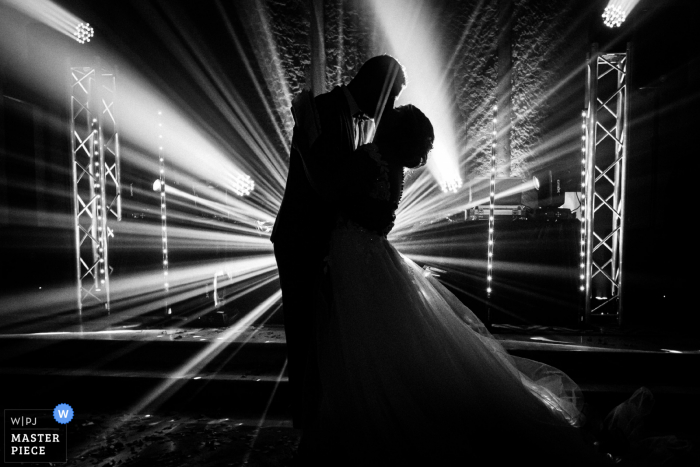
[370,0,462,189]
[127,289,281,415]
[3,0,83,39]
[241,358,288,465]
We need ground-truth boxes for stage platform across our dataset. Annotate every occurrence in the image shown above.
[2,322,699,465]
[2,323,699,420]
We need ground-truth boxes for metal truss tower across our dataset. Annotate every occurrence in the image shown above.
[580,43,631,325]
[70,61,121,313]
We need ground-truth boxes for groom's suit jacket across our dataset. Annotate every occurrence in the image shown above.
[271,86,355,247]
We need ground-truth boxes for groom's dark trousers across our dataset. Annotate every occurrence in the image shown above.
[271,86,354,429]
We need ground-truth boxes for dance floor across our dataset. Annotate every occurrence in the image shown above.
[2,316,699,466]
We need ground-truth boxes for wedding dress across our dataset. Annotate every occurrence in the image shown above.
[314,144,608,466]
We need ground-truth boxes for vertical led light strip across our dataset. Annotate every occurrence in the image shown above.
[487,105,497,298]
[93,115,106,294]
[157,110,170,312]
[579,109,588,296]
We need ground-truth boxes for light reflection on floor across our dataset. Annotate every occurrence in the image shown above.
[2,323,699,354]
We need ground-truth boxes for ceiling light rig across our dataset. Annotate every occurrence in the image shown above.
[74,22,94,44]
[602,5,626,28]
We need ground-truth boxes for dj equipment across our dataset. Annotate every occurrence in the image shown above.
[466,205,530,220]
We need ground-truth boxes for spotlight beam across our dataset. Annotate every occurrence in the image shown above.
[370,0,462,188]
[127,289,282,415]
[3,0,84,39]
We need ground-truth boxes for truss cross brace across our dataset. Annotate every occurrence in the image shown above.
[70,61,121,313]
[579,43,632,325]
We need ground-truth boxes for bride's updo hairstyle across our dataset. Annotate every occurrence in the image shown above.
[392,104,434,169]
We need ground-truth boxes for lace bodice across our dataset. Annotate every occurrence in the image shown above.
[337,143,404,236]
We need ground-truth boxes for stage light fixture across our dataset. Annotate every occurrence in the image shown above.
[231,173,255,196]
[73,22,94,44]
[440,177,462,193]
[602,5,626,28]
[532,169,565,208]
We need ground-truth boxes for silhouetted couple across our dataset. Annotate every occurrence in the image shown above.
[272,55,609,466]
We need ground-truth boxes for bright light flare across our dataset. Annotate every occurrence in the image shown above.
[440,177,463,194]
[602,5,626,28]
[231,172,255,197]
[602,0,641,28]
[73,22,94,44]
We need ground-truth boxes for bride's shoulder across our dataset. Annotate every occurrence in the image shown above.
[355,144,392,179]
[357,143,384,164]
[357,143,403,169]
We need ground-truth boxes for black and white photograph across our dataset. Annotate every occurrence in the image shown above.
[1,0,698,465]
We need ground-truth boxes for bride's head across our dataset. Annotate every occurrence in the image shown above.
[375,104,434,169]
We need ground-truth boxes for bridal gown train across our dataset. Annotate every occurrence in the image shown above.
[312,145,608,466]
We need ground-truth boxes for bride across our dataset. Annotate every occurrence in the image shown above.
[311,104,610,466]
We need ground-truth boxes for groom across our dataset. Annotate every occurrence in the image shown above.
[271,55,406,454]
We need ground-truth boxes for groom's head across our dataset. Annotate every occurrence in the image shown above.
[348,55,406,119]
